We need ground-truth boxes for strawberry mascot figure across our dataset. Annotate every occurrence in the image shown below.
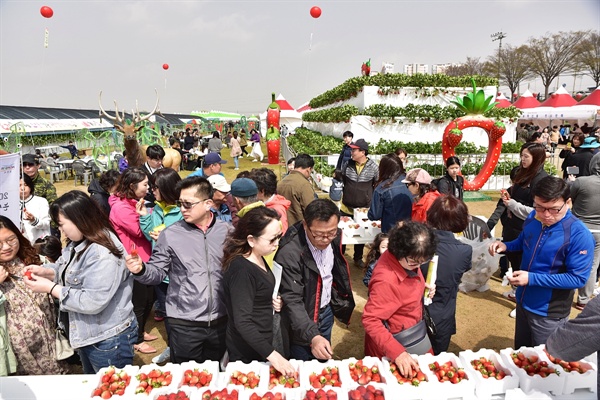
[266,92,281,165]
[442,79,507,191]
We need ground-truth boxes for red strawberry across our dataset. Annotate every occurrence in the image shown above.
[489,121,506,140]
[447,127,463,147]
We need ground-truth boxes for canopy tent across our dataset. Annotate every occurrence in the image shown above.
[578,87,600,106]
[512,90,541,109]
[296,102,312,113]
[495,93,512,108]
[190,110,242,121]
[259,94,303,132]
[537,86,577,108]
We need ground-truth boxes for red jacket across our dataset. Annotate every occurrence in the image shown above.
[265,194,291,233]
[362,251,425,360]
[412,191,442,223]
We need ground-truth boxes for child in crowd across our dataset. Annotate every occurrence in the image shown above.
[363,233,389,287]
[329,169,344,202]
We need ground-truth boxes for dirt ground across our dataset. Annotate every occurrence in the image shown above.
[48,150,583,366]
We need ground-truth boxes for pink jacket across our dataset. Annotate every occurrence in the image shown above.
[108,195,152,262]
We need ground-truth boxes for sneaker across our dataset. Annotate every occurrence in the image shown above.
[252,159,258,162]
[152,347,170,365]
[575,303,586,311]
[509,308,516,318]
[234,168,239,170]
[593,287,600,297]
[354,259,366,269]
[153,315,164,322]
[502,289,516,302]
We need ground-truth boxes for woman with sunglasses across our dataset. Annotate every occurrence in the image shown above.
[23,192,136,374]
[109,167,156,354]
[0,216,67,375]
[221,207,295,377]
[362,221,437,379]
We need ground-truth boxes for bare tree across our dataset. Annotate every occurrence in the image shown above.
[575,31,600,88]
[444,57,486,76]
[486,44,536,99]
[524,31,588,97]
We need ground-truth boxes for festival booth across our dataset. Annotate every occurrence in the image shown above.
[304,85,518,148]
[517,87,600,126]
[494,93,512,108]
[259,94,303,133]
[512,90,541,110]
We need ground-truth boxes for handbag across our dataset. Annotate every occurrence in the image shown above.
[388,319,432,355]
[423,305,437,337]
[55,328,74,361]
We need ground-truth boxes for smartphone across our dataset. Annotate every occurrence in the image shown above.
[566,166,580,175]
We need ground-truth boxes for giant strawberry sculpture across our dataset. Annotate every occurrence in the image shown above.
[442,79,506,191]
[266,92,281,165]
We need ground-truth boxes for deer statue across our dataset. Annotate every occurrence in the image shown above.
[98,90,181,170]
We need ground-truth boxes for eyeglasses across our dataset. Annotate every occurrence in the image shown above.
[533,202,566,215]
[404,257,432,267]
[0,236,19,248]
[256,233,283,245]
[306,226,338,241]
[176,199,207,209]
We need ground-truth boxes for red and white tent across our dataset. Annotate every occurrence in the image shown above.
[512,90,541,109]
[296,102,312,113]
[577,87,600,106]
[259,94,303,132]
[495,93,512,108]
[537,86,577,108]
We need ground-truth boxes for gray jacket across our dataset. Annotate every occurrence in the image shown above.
[570,153,600,231]
[546,295,600,395]
[134,217,232,323]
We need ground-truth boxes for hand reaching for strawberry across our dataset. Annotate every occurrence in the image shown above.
[394,351,420,379]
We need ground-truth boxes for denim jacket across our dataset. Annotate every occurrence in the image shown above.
[47,231,135,348]
[367,177,413,233]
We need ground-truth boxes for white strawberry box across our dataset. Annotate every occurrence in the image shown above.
[239,388,289,400]
[299,387,344,400]
[133,363,181,397]
[340,357,387,389]
[365,221,382,236]
[499,346,565,395]
[151,386,193,400]
[418,352,475,400]
[265,359,303,400]
[380,357,432,400]
[353,208,369,223]
[300,359,345,390]
[459,348,519,400]
[178,360,220,390]
[535,344,597,395]
[91,365,140,399]
[223,360,270,391]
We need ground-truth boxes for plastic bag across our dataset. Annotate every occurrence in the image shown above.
[458,237,502,293]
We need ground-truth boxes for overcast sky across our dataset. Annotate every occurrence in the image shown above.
[1,0,598,115]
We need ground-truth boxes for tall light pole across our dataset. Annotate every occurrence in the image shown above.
[491,31,507,85]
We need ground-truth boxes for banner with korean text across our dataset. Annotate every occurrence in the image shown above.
[0,153,21,228]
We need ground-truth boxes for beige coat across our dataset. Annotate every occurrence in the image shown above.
[276,170,316,225]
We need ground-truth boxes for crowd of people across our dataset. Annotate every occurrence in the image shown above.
[1,127,600,392]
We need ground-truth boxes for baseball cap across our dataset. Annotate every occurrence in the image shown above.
[204,153,227,165]
[230,178,258,197]
[207,175,231,193]
[401,168,432,185]
[22,154,40,165]
[349,139,369,152]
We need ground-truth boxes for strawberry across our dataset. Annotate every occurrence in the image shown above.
[447,127,463,147]
[489,121,506,140]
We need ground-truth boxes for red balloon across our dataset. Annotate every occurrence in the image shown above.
[40,6,53,18]
[551,93,557,99]
[575,93,583,100]
[513,93,518,98]
[162,64,169,70]
[310,6,322,18]
[497,92,502,96]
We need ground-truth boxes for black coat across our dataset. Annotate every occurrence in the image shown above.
[275,222,355,347]
[420,230,472,353]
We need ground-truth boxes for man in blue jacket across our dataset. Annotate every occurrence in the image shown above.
[489,176,594,349]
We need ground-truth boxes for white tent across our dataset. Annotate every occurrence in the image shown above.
[259,94,303,133]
